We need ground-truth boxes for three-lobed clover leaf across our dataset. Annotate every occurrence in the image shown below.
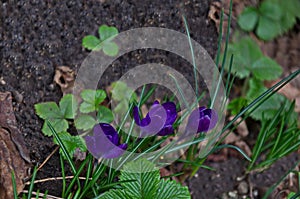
[80,89,106,113]
[35,94,78,136]
[82,24,119,56]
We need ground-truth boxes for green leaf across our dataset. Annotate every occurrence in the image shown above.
[74,115,97,131]
[246,79,285,120]
[99,25,119,41]
[103,42,119,56]
[227,97,248,115]
[42,119,68,136]
[59,94,78,119]
[252,57,282,80]
[53,132,87,159]
[256,16,281,40]
[97,106,114,123]
[120,159,160,199]
[111,81,137,102]
[35,102,62,120]
[82,35,101,51]
[99,189,130,199]
[238,7,258,31]
[156,179,190,199]
[259,1,282,21]
[80,89,106,113]
[223,36,263,78]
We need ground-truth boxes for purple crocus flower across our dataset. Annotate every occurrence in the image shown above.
[186,107,218,134]
[85,123,127,159]
[133,100,177,136]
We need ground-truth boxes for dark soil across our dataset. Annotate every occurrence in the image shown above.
[1,0,299,198]
[0,0,218,196]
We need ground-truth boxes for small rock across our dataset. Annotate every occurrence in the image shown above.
[228,191,238,199]
[237,181,248,194]
[12,91,23,103]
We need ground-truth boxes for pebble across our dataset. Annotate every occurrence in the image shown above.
[237,181,248,194]
[12,90,24,103]
[228,191,238,199]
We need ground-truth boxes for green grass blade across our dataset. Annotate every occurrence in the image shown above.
[60,155,66,197]
[11,171,18,199]
[182,15,198,95]
[27,166,38,199]
[46,121,80,188]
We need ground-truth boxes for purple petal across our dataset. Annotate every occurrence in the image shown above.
[162,102,177,125]
[103,143,128,159]
[186,107,218,134]
[140,115,165,136]
[99,123,119,145]
[157,125,174,136]
[133,106,142,126]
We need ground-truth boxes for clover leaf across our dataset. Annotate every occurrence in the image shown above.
[82,25,119,56]
[35,94,78,136]
[80,89,106,113]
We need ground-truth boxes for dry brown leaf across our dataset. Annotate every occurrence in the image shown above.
[54,66,75,95]
[235,140,252,157]
[229,116,249,137]
[0,92,30,198]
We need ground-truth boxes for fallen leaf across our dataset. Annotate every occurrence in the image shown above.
[0,92,30,198]
[54,66,75,95]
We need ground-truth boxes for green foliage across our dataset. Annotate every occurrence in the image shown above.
[100,159,190,199]
[82,24,119,56]
[53,131,87,158]
[247,101,300,171]
[35,89,113,158]
[223,36,282,79]
[80,89,106,113]
[35,94,78,136]
[111,81,137,117]
[238,0,300,40]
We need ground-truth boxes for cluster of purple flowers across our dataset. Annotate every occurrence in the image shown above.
[85,101,218,159]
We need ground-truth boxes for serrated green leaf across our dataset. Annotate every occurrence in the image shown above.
[238,7,258,31]
[80,89,106,113]
[227,97,248,115]
[252,57,282,80]
[120,159,160,199]
[82,35,101,51]
[42,119,68,136]
[59,94,78,119]
[99,25,118,41]
[103,42,119,56]
[99,189,130,199]
[256,16,281,40]
[53,131,87,159]
[97,106,114,123]
[35,102,62,120]
[259,1,282,21]
[156,179,191,199]
[74,115,97,131]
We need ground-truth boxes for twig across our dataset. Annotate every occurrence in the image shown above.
[22,190,63,199]
[25,176,92,185]
[37,146,59,171]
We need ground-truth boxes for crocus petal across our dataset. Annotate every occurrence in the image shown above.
[157,125,174,136]
[162,102,177,125]
[103,143,128,159]
[133,101,177,137]
[85,123,127,159]
[186,107,218,134]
